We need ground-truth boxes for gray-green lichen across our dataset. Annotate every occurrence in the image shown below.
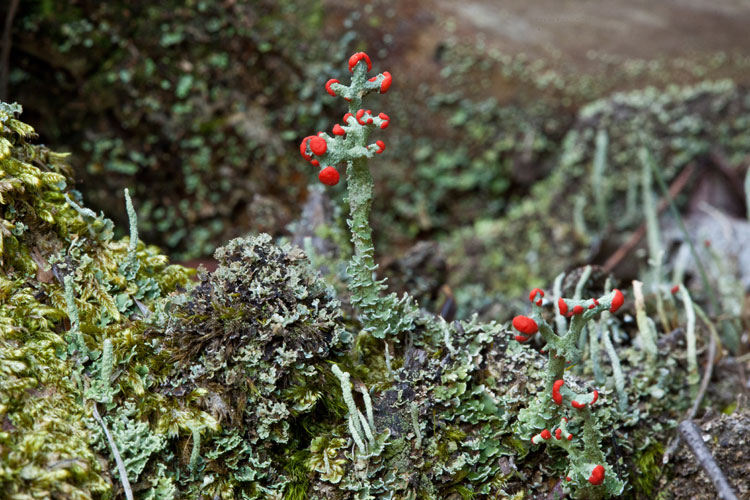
[161,233,350,497]
[445,80,750,301]
[0,78,709,499]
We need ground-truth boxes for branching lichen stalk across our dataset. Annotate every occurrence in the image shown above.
[299,53,415,340]
[332,364,367,453]
[513,286,627,495]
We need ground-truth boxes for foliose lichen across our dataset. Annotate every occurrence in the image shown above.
[1,49,714,499]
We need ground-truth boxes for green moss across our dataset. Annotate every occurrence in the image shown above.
[0,102,193,498]
[633,441,665,497]
[722,400,738,415]
[283,450,311,500]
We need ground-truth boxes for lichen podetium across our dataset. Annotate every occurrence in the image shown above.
[300,52,416,341]
[512,287,627,497]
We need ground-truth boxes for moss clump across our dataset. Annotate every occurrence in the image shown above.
[0,101,193,498]
[162,233,350,497]
[633,440,665,497]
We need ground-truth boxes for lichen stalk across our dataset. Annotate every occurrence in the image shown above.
[63,274,89,360]
[301,53,415,340]
[346,156,383,310]
[639,147,670,332]
[121,188,141,280]
[553,271,567,335]
[332,364,366,445]
[410,402,422,449]
[592,129,609,229]
[513,286,627,495]
[633,280,658,364]
[678,284,699,393]
[601,323,627,412]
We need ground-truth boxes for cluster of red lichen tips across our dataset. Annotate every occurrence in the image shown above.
[300,52,392,186]
[511,288,626,343]
[511,315,538,343]
[511,288,544,342]
[531,417,572,445]
[530,417,607,486]
[588,465,605,485]
[552,379,599,410]
[557,289,624,318]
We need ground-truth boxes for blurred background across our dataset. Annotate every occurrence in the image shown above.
[3,0,750,319]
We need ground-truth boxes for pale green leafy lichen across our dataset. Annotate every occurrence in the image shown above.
[0,47,713,498]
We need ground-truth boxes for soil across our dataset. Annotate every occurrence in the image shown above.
[434,0,750,76]
[668,407,750,499]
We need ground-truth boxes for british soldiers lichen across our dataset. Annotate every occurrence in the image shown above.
[512,286,627,497]
[299,51,419,343]
[0,51,710,499]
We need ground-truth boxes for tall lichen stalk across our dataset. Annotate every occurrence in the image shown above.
[345,161,379,310]
[300,53,416,340]
[512,287,628,497]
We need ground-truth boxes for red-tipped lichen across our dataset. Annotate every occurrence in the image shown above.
[309,136,327,156]
[325,78,340,97]
[529,288,545,302]
[512,316,539,336]
[318,166,339,186]
[553,379,564,405]
[588,465,605,485]
[300,136,313,160]
[380,71,392,93]
[610,289,624,313]
[348,52,372,73]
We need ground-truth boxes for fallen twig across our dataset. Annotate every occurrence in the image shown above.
[678,420,738,500]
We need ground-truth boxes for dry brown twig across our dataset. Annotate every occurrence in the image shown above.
[678,420,739,500]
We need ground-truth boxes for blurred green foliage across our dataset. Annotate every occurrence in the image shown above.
[443,80,750,307]
[10,0,750,277]
[9,0,343,259]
